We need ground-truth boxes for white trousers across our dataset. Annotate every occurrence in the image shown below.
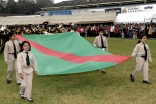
[132,57,149,81]
[20,73,33,98]
[7,59,21,83]
[122,33,124,38]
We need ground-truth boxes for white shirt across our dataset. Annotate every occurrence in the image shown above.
[131,42,152,62]
[17,51,38,74]
[4,40,20,62]
[110,26,115,32]
[93,35,108,51]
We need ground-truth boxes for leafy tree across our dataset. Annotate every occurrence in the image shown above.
[0,0,7,13]
[0,0,53,14]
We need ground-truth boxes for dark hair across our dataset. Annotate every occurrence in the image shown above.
[98,28,104,32]
[20,41,31,52]
[72,25,78,31]
[137,34,147,44]
[67,28,71,32]
[7,31,15,38]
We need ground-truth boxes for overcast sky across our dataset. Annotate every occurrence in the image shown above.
[54,0,70,3]
[11,0,69,3]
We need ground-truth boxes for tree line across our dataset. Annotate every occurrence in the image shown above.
[0,0,54,14]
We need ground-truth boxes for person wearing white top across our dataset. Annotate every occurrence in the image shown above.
[93,28,108,73]
[130,35,152,84]
[17,41,38,102]
[4,32,21,85]
[110,25,115,37]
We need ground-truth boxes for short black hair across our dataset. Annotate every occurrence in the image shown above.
[7,31,15,38]
[98,28,104,32]
[20,41,31,52]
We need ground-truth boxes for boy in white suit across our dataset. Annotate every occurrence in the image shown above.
[4,32,21,85]
[93,28,108,73]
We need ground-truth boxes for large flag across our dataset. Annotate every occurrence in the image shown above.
[16,32,129,75]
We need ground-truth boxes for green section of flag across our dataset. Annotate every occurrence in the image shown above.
[31,47,116,75]
[23,32,110,56]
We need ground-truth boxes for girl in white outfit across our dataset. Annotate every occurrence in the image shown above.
[17,41,38,102]
[130,34,152,84]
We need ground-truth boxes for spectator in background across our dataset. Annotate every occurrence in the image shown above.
[148,24,152,39]
[110,25,115,37]
[80,27,85,37]
[114,26,119,38]
[0,31,9,54]
[104,26,109,37]
[140,23,145,35]
[128,24,133,38]
[145,24,148,36]
[152,25,156,38]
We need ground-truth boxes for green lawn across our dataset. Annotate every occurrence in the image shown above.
[0,37,156,104]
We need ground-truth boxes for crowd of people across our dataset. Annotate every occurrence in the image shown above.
[0,22,156,51]
[78,23,156,38]
[0,22,156,38]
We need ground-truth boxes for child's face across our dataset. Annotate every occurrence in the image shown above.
[23,43,30,51]
[140,36,147,43]
[99,31,104,36]
[10,34,16,41]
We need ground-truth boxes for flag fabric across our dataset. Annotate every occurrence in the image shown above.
[16,32,129,75]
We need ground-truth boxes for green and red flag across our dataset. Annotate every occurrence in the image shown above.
[16,32,129,75]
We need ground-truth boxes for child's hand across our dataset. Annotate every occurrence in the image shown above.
[5,61,7,65]
[130,56,133,58]
[19,73,24,79]
[35,71,38,76]
[149,61,153,68]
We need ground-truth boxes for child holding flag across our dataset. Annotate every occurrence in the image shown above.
[93,28,108,73]
[130,34,152,84]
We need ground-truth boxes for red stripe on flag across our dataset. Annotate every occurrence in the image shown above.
[16,35,130,64]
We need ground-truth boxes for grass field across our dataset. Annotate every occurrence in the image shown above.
[0,37,156,104]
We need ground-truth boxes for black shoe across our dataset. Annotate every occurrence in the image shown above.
[101,70,106,73]
[130,74,135,82]
[28,98,34,102]
[143,80,152,84]
[7,80,11,84]
[17,83,21,86]
[20,93,25,99]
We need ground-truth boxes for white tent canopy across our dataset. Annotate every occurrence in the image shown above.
[115,11,156,24]
[0,17,22,25]
[77,12,116,24]
[152,14,156,23]
[0,12,116,25]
